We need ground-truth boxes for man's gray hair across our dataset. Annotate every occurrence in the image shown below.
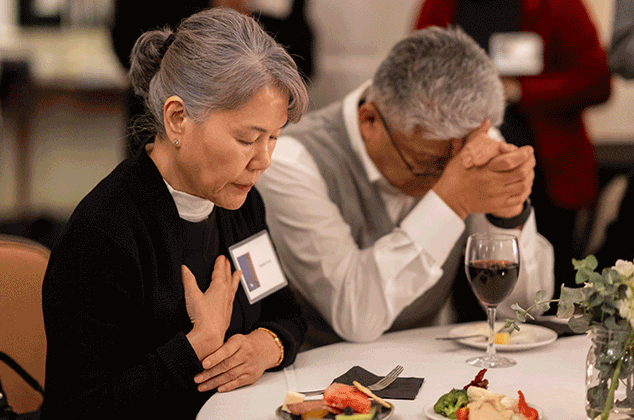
[367,26,505,140]
[129,7,308,149]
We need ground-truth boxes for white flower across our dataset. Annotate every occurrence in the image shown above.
[618,301,634,330]
[617,284,634,330]
[613,259,634,277]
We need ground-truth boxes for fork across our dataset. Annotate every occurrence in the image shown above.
[367,364,404,391]
[300,365,404,397]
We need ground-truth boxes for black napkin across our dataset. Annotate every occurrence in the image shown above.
[331,366,424,400]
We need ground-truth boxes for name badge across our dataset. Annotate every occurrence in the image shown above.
[228,230,288,304]
[489,32,544,76]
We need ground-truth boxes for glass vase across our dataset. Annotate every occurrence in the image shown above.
[586,328,634,420]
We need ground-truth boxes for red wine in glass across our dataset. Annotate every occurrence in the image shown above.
[464,233,520,368]
[467,260,520,306]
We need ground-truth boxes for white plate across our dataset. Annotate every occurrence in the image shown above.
[448,322,557,351]
[423,402,544,419]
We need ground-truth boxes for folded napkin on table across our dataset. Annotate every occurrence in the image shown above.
[331,366,424,400]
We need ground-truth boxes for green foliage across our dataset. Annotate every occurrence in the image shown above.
[568,314,592,333]
[508,255,634,420]
[433,389,468,419]
[587,382,608,410]
[508,255,633,335]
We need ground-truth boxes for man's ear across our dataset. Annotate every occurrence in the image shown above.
[358,101,383,144]
[163,95,187,139]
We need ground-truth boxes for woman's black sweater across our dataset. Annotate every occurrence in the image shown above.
[41,151,306,419]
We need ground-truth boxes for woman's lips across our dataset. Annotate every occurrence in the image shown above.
[232,183,254,191]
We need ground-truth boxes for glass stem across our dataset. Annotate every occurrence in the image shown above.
[486,306,497,357]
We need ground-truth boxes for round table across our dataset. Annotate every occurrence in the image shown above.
[197,322,589,420]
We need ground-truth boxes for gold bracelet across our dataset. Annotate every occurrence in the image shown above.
[257,327,284,367]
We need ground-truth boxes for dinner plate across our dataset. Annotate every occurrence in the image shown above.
[448,322,557,351]
[276,400,394,419]
[423,402,545,419]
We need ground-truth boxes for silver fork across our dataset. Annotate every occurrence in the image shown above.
[300,365,404,397]
[367,364,404,391]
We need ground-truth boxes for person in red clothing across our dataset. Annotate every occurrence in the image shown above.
[414,0,612,292]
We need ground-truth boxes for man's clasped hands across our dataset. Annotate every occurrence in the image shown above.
[433,119,535,221]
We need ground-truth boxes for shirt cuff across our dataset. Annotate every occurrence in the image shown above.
[400,190,465,264]
[156,331,203,390]
[485,200,532,229]
[483,208,536,248]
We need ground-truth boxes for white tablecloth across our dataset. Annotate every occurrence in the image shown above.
[196,323,589,420]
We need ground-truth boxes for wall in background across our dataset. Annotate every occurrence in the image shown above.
[584,0,634,142]
[0,0,631,222]
[305,0,422,110]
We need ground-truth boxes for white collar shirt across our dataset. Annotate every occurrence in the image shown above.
[256,83,555,342]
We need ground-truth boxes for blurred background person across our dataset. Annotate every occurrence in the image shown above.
[414,0,612,294]
[41,8,308,418]
[257,26,554,350]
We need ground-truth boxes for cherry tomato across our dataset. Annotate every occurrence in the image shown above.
[456,406,469,420]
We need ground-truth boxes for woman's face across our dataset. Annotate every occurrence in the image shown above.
[173,86,288,210]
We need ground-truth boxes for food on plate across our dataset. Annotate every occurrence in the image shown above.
[463,368,489,390]
[324,383,372,414]
[494,333,510,345]
[282,382,383,419]
[433,388,469,419]
[352,381,391,409]
[286,400,332,416]
[432,369,538,420]
[301,407,331,419]
[517,390,539,420]
[283,391,306,412]
[467,386,539,420]
[335,405,377,419]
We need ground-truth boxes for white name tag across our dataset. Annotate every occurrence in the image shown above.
[490,32,544,76]
[228,230,288,304]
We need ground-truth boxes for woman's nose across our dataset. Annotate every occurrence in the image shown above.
[248,139,272,171]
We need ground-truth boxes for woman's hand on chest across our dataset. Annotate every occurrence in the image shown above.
[184,255,242,360]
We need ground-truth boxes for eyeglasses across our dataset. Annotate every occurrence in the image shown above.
[374,107,447,177]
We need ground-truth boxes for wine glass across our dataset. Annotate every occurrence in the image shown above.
[464,233,520,368]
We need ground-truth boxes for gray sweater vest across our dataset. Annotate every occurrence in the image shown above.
[283,101,463,348]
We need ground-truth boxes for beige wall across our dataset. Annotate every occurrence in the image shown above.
[306,0,422,110]
[584,0,634,142]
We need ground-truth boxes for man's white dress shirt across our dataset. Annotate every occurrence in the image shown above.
[256,83,555,343]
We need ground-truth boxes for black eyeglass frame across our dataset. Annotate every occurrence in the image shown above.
[374,107,447,177]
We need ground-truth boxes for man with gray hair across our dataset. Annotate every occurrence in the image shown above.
[257,26,554,348]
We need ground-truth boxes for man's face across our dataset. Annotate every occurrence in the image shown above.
[370,106,463,197]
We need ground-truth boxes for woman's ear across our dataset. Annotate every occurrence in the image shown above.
[163,95,186,139]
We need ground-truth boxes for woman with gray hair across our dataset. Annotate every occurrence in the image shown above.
[41,8,308,419]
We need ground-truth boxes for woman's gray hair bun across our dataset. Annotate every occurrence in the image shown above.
[128,8,309,154]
